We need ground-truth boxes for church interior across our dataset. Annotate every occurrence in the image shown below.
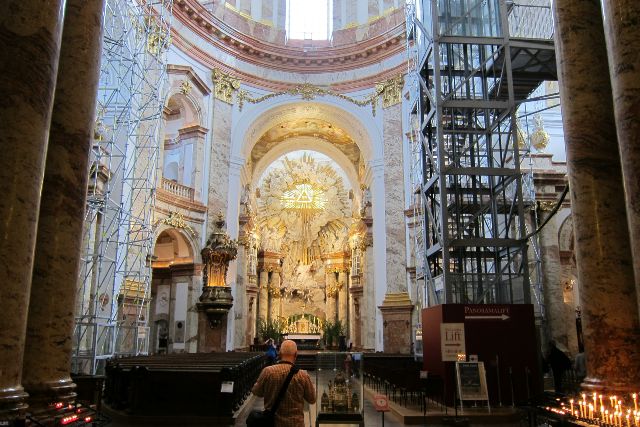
[0,0,639,425]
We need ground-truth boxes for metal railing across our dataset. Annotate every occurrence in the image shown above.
[508,0,554,39]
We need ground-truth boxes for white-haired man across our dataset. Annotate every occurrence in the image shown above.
[251,339,316,427]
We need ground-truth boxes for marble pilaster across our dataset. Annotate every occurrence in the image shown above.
[539,210,576,352]
[552,0,640,391]
[177,125,208,200]
[233,242,247,348]
[363,229,376,350]
[382,104,407,294]
[245,285,258,345]
[0,0,65,419]
[601,0,640,313]
[270,271,281,321]
[349,284,363,348]
[207,100,232,232]
[20,0,106,410]
[186,266,204,353]
[326,270,337,323]
[338,271,349,325]
[258,270,269,322]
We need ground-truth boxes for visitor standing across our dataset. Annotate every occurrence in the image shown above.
[265,338,277,365]
[251,340,316,427]
[546,340,572,393]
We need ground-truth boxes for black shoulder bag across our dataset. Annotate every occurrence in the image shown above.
[247,364,300,427]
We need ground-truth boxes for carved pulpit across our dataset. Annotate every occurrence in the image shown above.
[197,213,238,352]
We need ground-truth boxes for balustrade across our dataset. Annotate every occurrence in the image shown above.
[161,177,195,201]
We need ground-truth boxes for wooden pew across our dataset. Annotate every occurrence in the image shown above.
[104,352,267,419]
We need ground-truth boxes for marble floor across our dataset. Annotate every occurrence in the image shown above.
[235,394,405,427]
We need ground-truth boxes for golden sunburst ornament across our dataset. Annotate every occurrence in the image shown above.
[281,182,327,211]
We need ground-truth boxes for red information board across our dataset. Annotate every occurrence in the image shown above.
[374,394,390,412]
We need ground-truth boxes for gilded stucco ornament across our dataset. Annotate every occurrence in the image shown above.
[538,201,556,211]
[180,80,193,95]
[155,211,197,237]
[212,68,241,104]
[516,120,527,149]
[376,74,404,108]
[529,114,550,152]
[145,20,171,56]
[326,279,343,298]
[236,74,405,116]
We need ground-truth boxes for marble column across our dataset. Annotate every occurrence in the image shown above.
[20,0,106,410]
[270,271,281,321]
[325,270,337,323]
[338,271,349,325]
[539,209,575,351]
[601,0,640,313]
[363,234,376,350]
[349,284,363,348]
[552,0,640,392]
[0,0,65,419]
[258,270,269,323]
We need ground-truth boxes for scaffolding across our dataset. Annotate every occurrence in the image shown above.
[72,0,173,375]
[406,0,556,308]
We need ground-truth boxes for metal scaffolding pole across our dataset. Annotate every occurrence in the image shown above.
[406,0,556,308]
[72,0,173,375]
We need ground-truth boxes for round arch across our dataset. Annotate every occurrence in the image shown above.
[153,224,199,264]
[251,136,360,201]
[165,90,204,126]
[231,98,383,163]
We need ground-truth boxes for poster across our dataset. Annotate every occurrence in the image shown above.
[455,362,488,401]
[440,323,465,361]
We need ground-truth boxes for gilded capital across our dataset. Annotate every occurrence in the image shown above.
[212,68,241,104]
[376,74,404,108]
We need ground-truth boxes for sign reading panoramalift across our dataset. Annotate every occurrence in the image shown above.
[463,305,511,321]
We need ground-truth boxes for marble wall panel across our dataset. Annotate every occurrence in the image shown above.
[207,100,233,234]
[382,104,407,293]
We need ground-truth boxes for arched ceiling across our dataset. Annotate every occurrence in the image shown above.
[250,137,361,198]
[241,102,376,161]
[259,118,354,146]
[251,119,361,169]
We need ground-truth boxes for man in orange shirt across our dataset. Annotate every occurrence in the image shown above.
[251,340,316,427]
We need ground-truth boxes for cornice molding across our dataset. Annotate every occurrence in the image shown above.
[167,64,211,95]
[172,0,406,75]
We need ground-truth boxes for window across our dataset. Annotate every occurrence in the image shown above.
[287,0,331,40]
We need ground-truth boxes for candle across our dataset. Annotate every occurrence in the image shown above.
[589,403,594,419]
[633,394,638,412]
[570,399,574,417]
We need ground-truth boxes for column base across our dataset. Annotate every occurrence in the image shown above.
[0,385,28,422]
[581,376,639,394]
[24,378,76,414]
[378,292,414,354]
